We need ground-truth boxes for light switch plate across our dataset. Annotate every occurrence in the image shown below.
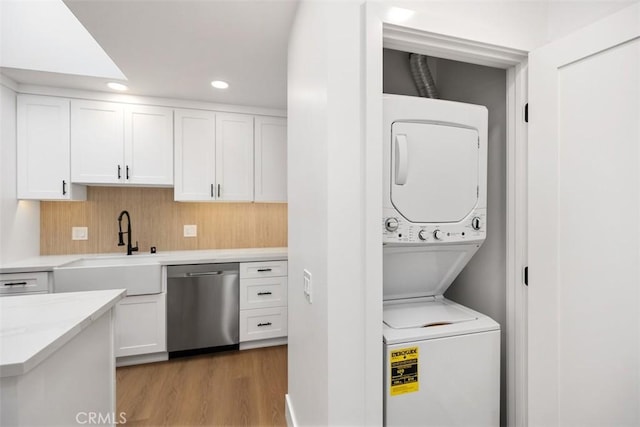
[183,224,197,237]
[303,269,312,304]
[72,227,88,241]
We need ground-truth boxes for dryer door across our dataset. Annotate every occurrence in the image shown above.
[391,121,479,223]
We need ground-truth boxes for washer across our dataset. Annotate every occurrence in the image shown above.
[382,94,500,426]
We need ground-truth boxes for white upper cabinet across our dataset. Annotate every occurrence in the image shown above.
[71,100,124,184]
[17,95,86,200]
[254,116,287,202]
[125,105,174,185]
[215,113,254,201]
[71,100,173,186]
[174,109,217,201]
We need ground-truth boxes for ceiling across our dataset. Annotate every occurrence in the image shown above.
[3,0,298,110]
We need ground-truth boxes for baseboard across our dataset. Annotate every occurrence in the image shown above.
[285,394,298,427]
[239,336,287,350]
[116,352,168,367]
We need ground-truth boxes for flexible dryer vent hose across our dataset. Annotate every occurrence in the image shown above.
[409,53,440,99]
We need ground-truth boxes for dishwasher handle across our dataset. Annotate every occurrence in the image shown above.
[185,271,224,277]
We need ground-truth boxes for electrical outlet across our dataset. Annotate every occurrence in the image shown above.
[303,269,312,304]
[183,224,197,237]
[72,227,88,241]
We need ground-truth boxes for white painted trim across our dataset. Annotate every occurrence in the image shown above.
[363,3,385,426]
[506,61,529,427]
[239,337,287,350]
[381,16,529,427]
[513,62,529,427]
[15,84,287,118]
[0,74,18,91]
[115,351,168,367]
[285,394,298,427]
[383,23,527,69]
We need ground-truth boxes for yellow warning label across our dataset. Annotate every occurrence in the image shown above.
[390,346,419,396]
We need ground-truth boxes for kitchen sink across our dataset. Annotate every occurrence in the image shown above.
[53,255,162,296]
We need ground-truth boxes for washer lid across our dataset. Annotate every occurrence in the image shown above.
[384,299,477,329]
[390,121,479,223]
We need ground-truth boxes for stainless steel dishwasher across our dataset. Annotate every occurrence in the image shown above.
[167,263,239,357]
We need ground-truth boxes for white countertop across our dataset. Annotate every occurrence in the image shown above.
[0,289,126,377]
[0,247,288,274]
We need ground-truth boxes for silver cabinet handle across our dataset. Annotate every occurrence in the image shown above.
[186,271,223,277]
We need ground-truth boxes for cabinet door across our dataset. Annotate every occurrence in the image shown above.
[114,293,166,358]
[174,109,216,201]
[254,116,287,202]
[17,95,85,200]
[71,100,124,184]
[215,113,254,201]
[125,105,174,186]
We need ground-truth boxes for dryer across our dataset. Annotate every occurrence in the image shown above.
[382,94,499,427]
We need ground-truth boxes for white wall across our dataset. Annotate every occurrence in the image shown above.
[287,1,377,425]
[0,79,40,263]
[382,0,549,51]
[546,0,636,42]
[382,0,636,51]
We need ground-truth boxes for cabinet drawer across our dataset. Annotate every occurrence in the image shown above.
[0,272,49,295]
[239,307,287,342]
[240,277,287,310]
[240,261,287,279]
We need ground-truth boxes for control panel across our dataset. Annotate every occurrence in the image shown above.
[382,208,486,244]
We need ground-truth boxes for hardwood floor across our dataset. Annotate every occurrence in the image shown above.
[116,345,288,426]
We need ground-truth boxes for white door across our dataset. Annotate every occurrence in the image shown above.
[174,109,216,201]
[254,116,287,202]
[528,4,639,427]
[216,113,254,201]
[71,100,124,184]
[124,105,174,186]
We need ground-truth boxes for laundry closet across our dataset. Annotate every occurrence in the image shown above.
[382,48,508,426]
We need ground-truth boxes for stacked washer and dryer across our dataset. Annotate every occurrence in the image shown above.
[382,94,500,426]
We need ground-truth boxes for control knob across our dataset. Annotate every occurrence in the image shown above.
[433,229,444,240]
[418,229,428,241]
[471,217,482,230]
[385,217,399,232]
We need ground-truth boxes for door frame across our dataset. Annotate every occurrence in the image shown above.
[364,5,529,426]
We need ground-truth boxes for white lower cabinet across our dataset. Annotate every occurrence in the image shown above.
[114,293,166,358]
[239,261,288,349]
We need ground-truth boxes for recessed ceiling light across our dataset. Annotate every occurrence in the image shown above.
[107,82,128,91]
[211,80,229,89]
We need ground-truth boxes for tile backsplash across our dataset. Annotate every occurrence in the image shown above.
[40,187,287,255]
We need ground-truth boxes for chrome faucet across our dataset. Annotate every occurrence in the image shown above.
[117,210,138,255]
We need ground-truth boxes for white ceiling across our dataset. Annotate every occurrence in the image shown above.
[4,0,298,110]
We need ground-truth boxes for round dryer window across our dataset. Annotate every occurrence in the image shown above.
[390,121,479,223]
